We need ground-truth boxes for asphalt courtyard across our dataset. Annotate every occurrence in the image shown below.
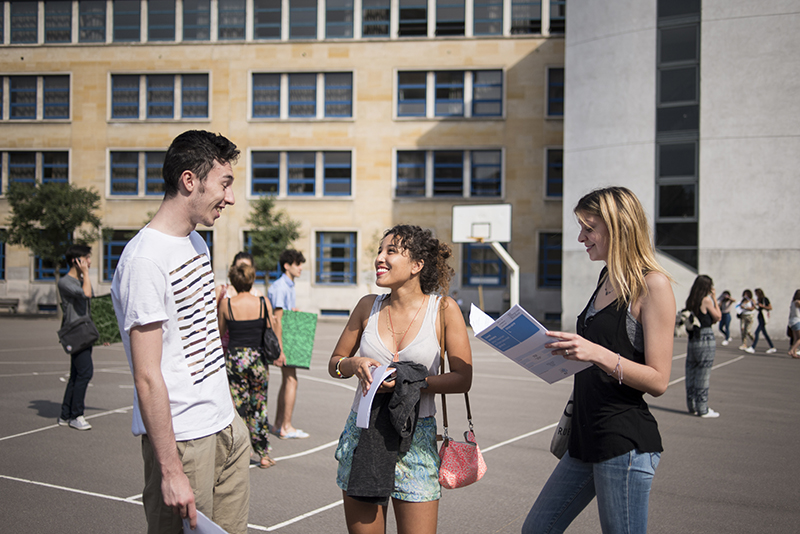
[1,314,799,534]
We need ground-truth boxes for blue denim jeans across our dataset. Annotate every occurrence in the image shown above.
[522,449,661,534]
[751,314,773,349]
[718,312,731,339]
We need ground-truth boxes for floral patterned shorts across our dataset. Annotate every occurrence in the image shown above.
[335,411,441,502]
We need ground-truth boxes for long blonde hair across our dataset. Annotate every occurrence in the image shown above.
[575,186,671,308]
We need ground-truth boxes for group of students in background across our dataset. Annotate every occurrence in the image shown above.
[717,287,792,355]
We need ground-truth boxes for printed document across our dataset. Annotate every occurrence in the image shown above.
[470,304,591,384]
[356,364,397,428]
[183,510,228,533]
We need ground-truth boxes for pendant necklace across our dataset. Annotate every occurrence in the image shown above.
[387,295,427,360]
[604,278,614,296]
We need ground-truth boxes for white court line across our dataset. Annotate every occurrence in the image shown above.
[0,475,144,504]
[250,500,345,532]
[300,374,358,391]
[248,440,339,470]
[481,422,559,453]
[0,406,132,442]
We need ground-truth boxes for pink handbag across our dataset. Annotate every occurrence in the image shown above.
[437,299,487,489]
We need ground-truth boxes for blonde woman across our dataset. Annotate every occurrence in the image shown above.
[523,187,675,534]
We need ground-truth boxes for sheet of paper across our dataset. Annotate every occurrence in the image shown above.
[183,510,228,534]
[356,364,396,428]
[470,304,591,384]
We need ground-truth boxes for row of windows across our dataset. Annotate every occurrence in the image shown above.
[2,230,560,291]
[0,147,563,198]
[0,0,566,45]
[2,67,563,122]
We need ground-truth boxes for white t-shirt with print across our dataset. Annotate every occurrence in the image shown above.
[111,227,234,441]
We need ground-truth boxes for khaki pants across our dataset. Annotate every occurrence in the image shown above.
[142,415,251,534]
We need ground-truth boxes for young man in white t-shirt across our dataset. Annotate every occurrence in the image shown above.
[111,130,250,534]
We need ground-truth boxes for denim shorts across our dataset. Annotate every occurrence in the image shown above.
[335,411,441,502]
[790,318,800,331]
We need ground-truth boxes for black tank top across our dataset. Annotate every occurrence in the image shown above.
[571,269,663,462]
[226,297,265,349]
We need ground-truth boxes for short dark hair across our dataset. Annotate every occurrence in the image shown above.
[162,130,240,198]
[65,244,91,267]
[279,249,306,272]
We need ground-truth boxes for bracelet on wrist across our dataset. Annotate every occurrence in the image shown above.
[335,356,350,379]
[607,353,623,385]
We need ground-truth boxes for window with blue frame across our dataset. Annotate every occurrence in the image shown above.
[252,151,280,195]
[43,152,69,184]
[196,230,214,264]
[538,232,562,287]
[45,1,72,43]
[111,75,139,118]
[218,0,246,40]
[110,152,140,195]
[287,152,316,195]
[3,75,70,121]
[362,0,390,37]
[147,75,175,118]
[148,0,176,41]
[325,73,353,117]
[252,74,281,118]
[145,152,166,195]
[43,76,70,119]
[433,151,463,196]
[473,70,502,116]
[398,70,501,119]
[511,0,541,34]
[547,67,564,117]
[398,72,427,117]
[290,0,318,39]
[35,256,70,281]
[0,6,4,43]
[10,1,38,44]
[183,0,211,41]
[8,152,36,185]
[399,0,427,36]
[182,74,209,118]
[327,0,354,38]
[462,242,507,287]
[103,229,138,281]
[435,71,464,116]
[316,232,357,285]
[323,152,352,196]
[546,148,563,197]
[80,0,107,42]
[9,76,37,120]
[396,149,502,198]
[549,0,566,33]
[254,0,281,39]
[289,74,316,117]
[112,74,208,120]
[436,0,465,36]
[396,151,426,197]
[471,150,502,197]
[474,0,503,35]
[244,231,280,282]
[113,0,141,42]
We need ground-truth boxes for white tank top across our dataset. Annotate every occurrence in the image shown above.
[349,293,441,418]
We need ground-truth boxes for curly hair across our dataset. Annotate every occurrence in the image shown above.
[383,224,454,296]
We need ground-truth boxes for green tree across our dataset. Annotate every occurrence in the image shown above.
[246,196,301,276]
[1,181,101,318]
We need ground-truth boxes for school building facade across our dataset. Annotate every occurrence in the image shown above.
[0,0,566,320]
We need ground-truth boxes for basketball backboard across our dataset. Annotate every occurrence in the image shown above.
[451,204,512,243]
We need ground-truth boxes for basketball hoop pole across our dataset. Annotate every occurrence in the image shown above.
[489,241,520,309]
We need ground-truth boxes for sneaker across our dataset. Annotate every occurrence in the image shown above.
[745,347,755,354]
[68,415,92,431]
[726,337,733,343]
[57,417,69,426]
[721,340,729,346]
[766,348,777,354]
[738,344,748,351]
[700,408,720,418]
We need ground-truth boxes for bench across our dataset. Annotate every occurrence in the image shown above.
[0,298,20,313]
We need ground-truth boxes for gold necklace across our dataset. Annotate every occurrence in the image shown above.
[386,295,427,359]
[604,278,614,296]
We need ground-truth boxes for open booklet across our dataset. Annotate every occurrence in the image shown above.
[356,364,397,428]
[470,304,591,384]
